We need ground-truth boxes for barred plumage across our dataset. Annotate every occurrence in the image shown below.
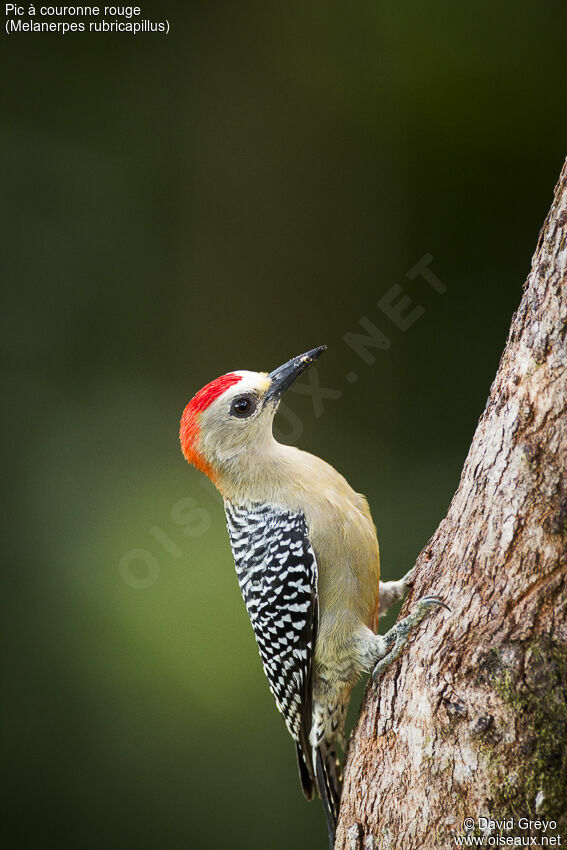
[224,500,318,743]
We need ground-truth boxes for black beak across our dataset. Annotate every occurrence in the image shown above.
[265,346,327,404]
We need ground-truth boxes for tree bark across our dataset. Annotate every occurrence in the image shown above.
[335,159,567,850]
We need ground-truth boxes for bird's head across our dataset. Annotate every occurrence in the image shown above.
[180,346,326,483]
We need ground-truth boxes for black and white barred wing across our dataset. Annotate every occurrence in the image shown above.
[224,501,318,743]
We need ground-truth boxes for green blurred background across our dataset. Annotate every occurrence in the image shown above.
[2,2,566,847]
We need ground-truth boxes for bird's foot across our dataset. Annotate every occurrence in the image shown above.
[400,566,415,587]
[372,596,449,684]
[377,567,415,618]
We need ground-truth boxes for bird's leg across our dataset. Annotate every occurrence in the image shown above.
[377,567,415,618]
[372,596,449,684]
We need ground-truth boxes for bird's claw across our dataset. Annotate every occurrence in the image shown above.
[418,595,451,612]
[372,594,450,685]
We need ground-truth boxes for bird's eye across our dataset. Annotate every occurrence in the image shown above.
[230,394,257,418]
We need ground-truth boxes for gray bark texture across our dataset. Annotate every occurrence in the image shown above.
[335,158,567,850]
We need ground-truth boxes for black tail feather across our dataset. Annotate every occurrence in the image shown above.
[315,745,341,849]
[295,742,315,801]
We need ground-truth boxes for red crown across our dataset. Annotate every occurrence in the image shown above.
[179,372,243,478]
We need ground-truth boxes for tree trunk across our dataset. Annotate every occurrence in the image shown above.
[335,159,567,850]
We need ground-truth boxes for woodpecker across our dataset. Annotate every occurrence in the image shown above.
[179,347,446,846]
